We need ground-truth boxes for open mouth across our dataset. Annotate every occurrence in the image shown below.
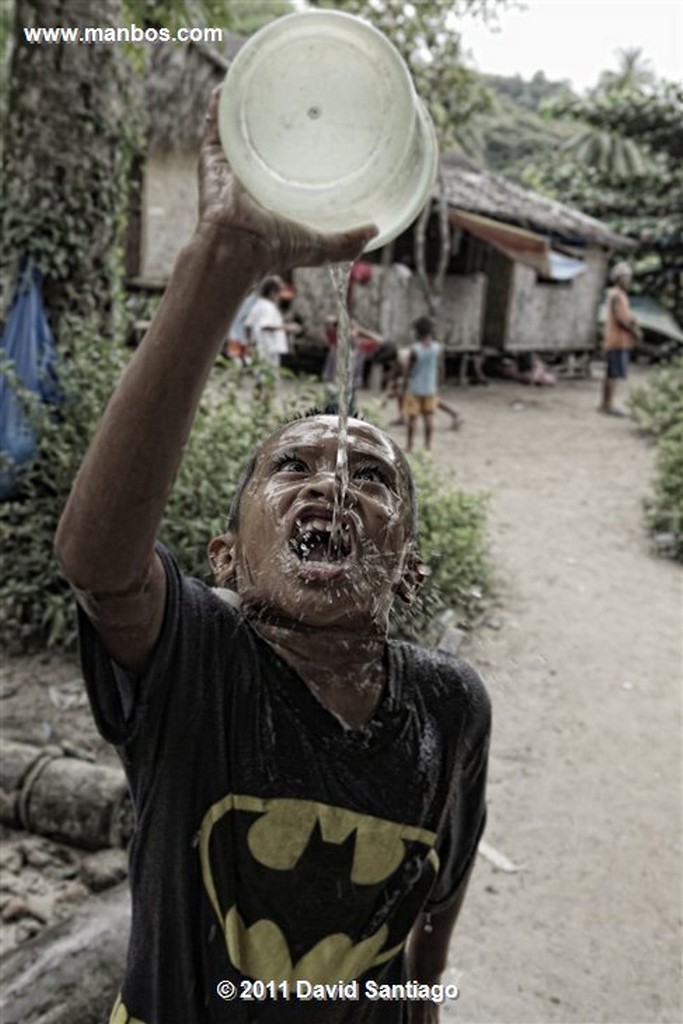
[289,517,352,564]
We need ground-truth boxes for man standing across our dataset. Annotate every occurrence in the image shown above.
[245,276,301,384]
[600,263,640,417]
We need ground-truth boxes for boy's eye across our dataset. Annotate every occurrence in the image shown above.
[275,455,308,473]
[353,465,389,486]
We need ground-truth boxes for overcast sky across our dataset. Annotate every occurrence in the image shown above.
[456,0,682,92]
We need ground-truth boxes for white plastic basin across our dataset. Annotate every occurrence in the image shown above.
[218,10,438,252]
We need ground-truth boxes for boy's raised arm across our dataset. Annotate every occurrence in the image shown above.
[54,90,375,673]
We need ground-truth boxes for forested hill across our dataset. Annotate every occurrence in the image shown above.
[471,71,579,180]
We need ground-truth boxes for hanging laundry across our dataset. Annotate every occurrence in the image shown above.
[1,262,61,499]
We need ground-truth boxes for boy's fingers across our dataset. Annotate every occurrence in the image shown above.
[302,224,379,267]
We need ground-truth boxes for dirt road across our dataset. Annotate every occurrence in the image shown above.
[381,367,682,1024]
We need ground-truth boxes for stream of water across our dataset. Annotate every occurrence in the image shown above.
[327,261,354,548]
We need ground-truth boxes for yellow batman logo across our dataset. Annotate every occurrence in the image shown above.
[199,794,439,985]
[108,994,147,1024]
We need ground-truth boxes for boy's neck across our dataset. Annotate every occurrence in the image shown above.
[254,618,388,729]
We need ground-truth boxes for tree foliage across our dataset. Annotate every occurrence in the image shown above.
[472,71,576,176]
[132,0,294,37]
[523,78,683,321]
[549,81,683,163]
[594,46,656,96]
[483,69,574,112]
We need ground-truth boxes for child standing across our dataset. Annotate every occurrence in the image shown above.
[404,317,448,452]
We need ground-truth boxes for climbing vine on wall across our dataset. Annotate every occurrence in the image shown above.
[1,0,144,342]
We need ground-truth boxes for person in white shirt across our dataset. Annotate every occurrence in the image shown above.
[245,277,301,379]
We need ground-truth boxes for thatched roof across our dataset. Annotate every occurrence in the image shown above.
[441,153,629,248]
[144,36,629,248]
[144,33,245,152]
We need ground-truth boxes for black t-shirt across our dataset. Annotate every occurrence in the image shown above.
[78,545,490,1024]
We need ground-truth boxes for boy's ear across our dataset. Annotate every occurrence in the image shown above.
[208,533,238,586]
[395,551,428,605]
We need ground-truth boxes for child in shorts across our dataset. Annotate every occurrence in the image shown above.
[404,317,456,452]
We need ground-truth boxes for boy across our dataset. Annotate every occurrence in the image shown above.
[403,319,459,452]
[55,92,490,1024]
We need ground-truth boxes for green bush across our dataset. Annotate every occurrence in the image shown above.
[644,421,683,561]
[391,450,490,644]
[629,359,683,562]
[1,339,490,651]
[629,359,683,438]
[1,316,129,651]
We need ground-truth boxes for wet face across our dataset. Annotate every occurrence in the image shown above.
[210,417,420,630]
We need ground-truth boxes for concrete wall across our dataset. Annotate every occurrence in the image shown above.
[505,247,607,353]
[141,151,197,281]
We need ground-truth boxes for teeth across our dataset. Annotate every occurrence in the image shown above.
[296,518,332,537]
[290,517,351,562]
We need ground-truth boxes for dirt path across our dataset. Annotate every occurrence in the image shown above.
[2,367,681,1023]
[379,367,682,1024]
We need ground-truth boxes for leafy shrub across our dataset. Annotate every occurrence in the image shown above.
[391,450,490,644]
[629,359,683,438]
[643,421,683,561]
[629,359,683,562]
[1,339,490,651]
[0,341,321,653]
[1,316,129,651]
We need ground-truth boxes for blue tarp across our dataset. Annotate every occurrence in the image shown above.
[0,262,61,499]
[547,250,588,281]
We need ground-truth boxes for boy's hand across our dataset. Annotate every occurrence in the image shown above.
[198,89,377,275]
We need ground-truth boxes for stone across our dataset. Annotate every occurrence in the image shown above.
[80,848,129,892]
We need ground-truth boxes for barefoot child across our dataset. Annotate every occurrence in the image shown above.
[55,92,490,1024]
[403,318,460,452]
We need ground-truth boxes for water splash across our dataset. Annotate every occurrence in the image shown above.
[327,261,353,548]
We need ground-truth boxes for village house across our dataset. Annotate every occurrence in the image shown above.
[132,37,630,371]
